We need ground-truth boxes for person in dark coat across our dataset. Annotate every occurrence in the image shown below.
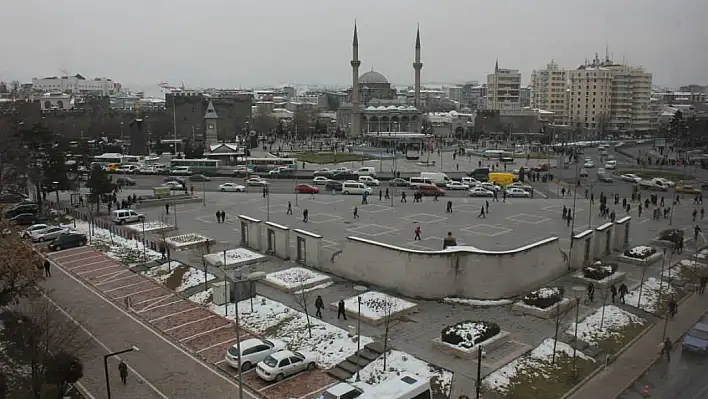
[699,275,708,294]
[587,282,595,303]
[159,241,167,260]
[43,260,51,277]
[215,211,221,223]
[118,360,128,384]
[610,284,617,303]
[220,210,226,223]
[337,299,347,320]
[315,296,324,319]
[618,283,629,304]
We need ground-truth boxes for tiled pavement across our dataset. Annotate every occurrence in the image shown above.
[48,247,338,399]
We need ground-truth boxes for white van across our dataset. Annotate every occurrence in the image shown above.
[112,209,145,224]
[355,167,376,177]
[342,182,372,195]
[409,176,433,189]
[420,172,452,186]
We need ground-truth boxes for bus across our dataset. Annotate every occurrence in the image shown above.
[169,158,221,173]
[358,373,431,399]
[240,157,297,173]
[93,153,123,166]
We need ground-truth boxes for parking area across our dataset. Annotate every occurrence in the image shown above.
[47,246,337,399]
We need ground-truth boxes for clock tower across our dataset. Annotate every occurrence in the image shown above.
[204,100,219,145]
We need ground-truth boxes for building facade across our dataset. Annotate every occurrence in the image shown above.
[32,74,121,96]
[166,91,252,142]
[530,60,569,123]
[485,61,522,111]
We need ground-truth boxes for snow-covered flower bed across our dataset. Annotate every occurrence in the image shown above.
[338,291,418,325]
[141,261,214,292]
[582,261,618,281]
[443,297,513,307]
[694,248,708,260]
[625,277,678,314]
[124,220,174,233]
[72,220,160,265]
[203,248,265,268]
[662,259,707,285]
[209,295,373,369]
[522,287,564,309]
[566,305,646,354]
[623,246,657,259]
[484,338,595,398]
[441,320,500,349]
[165,233,210,249]
[264,267,332,292]
[350,350,452,398]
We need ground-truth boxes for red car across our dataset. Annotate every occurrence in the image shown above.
[296,184,319,194]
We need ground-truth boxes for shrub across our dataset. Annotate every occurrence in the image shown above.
[522,287,564,309]
[441,320,500,348]
[582,262,619,280]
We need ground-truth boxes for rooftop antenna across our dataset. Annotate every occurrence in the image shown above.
[605,41,610,62]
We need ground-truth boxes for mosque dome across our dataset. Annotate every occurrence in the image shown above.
[358,71,389,85]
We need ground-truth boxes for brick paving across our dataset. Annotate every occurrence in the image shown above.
[48,246,335,399]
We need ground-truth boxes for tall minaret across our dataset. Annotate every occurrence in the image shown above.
[413,25,423,110]
[350,23,362,137]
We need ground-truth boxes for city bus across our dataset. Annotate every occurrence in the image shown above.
[93,153,123,166]
[240,157,297,173]
[169,158,221,173]
[358,373,431,399]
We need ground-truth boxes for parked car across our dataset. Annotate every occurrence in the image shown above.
[388,178,409,187]
[189,174,211,182]
[218,183,246,192]
[48,232,88,252]
[30,226,69,243]
[461,177,481,186]
[583,160,595,168]
[296,184,319,194]
[0,192,28,204]
[620,174,642,183]
[476,182,501,192]
[21,223,50,238]
[256,350,318,382]
[445,181,469,190]
[682,321,708,354]
[312,176,330,185]
[357,176,380,186]
[225,338,287,371]
[313,168,332,177]
[4,203,39,219]
[504,187,530,198]
[247,177,269,186]
[468,187,494,197]
[579,168,589,178]
[506,182,533,191]
[116,176,136,186]
[10,213,43,226]
[161,181,184,190]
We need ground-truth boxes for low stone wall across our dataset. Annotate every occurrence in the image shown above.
[618,252,663,267]
[432,331,510,359]
[573,271,627,290]
[513,297,576,319]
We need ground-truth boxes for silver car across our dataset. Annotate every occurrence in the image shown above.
[30,226,69,242]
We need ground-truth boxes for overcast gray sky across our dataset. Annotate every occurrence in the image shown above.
[1,0,706,93]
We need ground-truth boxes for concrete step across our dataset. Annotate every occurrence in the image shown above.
[359,348,381,362]
[337,360,360,374]
[327,367,353,381]
[365,341,385,354]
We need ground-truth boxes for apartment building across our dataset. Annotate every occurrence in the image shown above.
[485,61,522,111]
[568,55,653,133]
[530,60,569,124]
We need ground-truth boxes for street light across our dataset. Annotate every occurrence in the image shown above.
[353,285,368,382]
[202,180,206,206]
[52,181,60,207]
[104,346,139,399]
[571,286,585,380]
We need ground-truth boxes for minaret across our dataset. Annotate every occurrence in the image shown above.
[413,25,423,110]
[350,23,362,137]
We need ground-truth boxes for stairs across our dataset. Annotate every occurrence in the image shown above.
[328,341,385,381]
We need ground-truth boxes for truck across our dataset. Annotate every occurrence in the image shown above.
[420,172,453,186]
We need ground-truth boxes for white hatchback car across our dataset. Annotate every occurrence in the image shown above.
[313,176,330,185]
[225,338,287,371]
[256,350,318,382]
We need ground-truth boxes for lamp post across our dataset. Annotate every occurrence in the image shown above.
[571,286,585,380]
[52,181,60,208]
[141,218,147,263]
[202,180,206,206]
[353,285,368,382]
[104,346,139,399]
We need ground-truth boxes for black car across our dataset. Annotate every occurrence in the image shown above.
[10,213,43,226]
[5,204,39,219]
[48,232,88,252]
[0,192,28,204]
[116,176,136,186]
[330,172,358,181]
[325,181,343,191]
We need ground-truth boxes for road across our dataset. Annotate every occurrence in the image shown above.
[42,253,256,399]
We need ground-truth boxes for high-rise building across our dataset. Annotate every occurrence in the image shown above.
[485,61,521,111]
[530,60,569,123]
[568,54,653,133]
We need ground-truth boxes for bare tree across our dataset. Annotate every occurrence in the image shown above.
[291,277,314,338]
[598,287,611,331]
[252,105,278,134]
[0,295,89,399]
[190,241,213,292]
[0,222,44,307]
[156,213,173,270]
[551,298,573,365]
[380,298,400,371]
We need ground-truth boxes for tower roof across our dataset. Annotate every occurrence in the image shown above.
[415,25,420,49]
[204,100,218,119]
[353,22,358,46]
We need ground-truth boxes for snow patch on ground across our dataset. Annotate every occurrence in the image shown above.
[73,220,161,264]
[294,281,333,294]
[566,305,645,347]
[444,297,513,307]
[189,288,213,306]
[625,277,676,313]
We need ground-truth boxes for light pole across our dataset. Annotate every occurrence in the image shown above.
[141,218,147,263]
[571,286,585,380]
[353,285,368,381]
[104,346,139,399]
[202,180,206,206]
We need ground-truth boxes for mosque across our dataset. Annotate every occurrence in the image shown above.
[337,24,424,136]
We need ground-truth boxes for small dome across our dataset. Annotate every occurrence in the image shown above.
[359,71,389,85]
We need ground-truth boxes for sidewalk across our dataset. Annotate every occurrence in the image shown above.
[568,292,707,399]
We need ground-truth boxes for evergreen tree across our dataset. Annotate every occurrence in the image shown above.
[85,164,114,213]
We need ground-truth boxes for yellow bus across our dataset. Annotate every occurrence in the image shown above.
[488,172,514,186]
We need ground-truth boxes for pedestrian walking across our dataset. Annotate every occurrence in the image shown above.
[668,296,678,318]
[353,206,359,219]
[215,210,221,223]
[401,192,407,203]
[159,241,166,260]
[695,224,702,243]
[286,201,293,215]
[165,203,170,215]
[315,295,324,319]
[379,190,382,201]
[478,206,486,218]
[693,209,698,221]
[587,282,595,303]
[446,201,453,213]
[362,191,368,204]
[220,211,226,223]
[610,284,617,303]
[385,188,390,199]
[485,200,489,214]
[43,259,51,277]
[699,275,708,294]
[118,360,128,385]
[303,209,309,223]
[414,226,422,240]
[662,337,672,361]
[337,299,347,320]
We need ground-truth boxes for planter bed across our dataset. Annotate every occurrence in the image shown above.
[573,272,627,289]
[124,220,175,233]
[262,267,332,293]
[329,291,418,326]
[513,298,576,319]
[572,261,626,289]
[203,248,265,269]
[618,246,663,266]
[432,320,509,359]
[164,233,211,250]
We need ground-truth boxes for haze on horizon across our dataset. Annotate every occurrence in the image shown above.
[1,0,706,93]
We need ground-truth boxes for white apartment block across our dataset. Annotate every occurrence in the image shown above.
[568,55,653,132]
[485,62,522,112]
[530,60,569,124]
[32,74,121,96]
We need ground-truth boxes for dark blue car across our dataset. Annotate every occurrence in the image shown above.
[682,322,708,354]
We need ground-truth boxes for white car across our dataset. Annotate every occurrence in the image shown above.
[256,350,318,382]
[605,160,617,170]
[313,176,330,185]
[477,182,500,192]
[583,161,595,168]
[247,178,269,186]
[358,176,380,186]
[21,223,49,239]
[620,174,642,183]
[225,338,287,371]
[461,177,480,185]
[505,188,530,198]
[30,226,69,242]
[218,183,246,192]
[313,168,331,176]
[445,181,469,190]
[332,167,350,174]
[655,177,675,187]
[506,182,533,191]
[161,181,184,190]
[269,167,287,176]
[468,187,494,197]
